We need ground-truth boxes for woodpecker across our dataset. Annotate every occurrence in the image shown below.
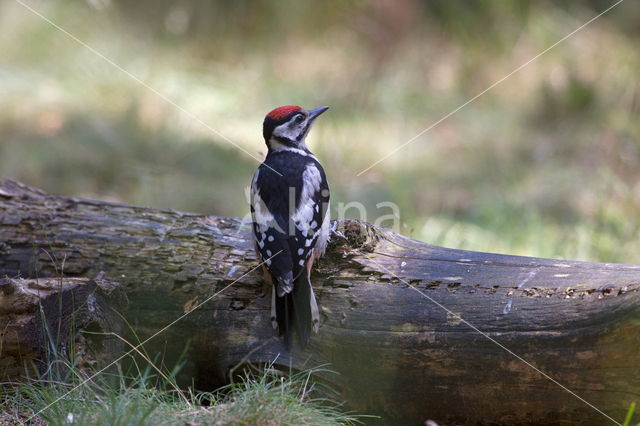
[250,105,330,348]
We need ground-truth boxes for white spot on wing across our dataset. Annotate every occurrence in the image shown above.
[297,248,304,255]
[291,163,322,236]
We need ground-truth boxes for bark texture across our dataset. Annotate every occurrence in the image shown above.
[1,178,639,425]
[0,275,124,382]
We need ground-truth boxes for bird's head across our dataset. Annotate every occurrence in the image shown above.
[263,105,329,152]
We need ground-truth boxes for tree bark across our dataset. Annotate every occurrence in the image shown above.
[0,275,124,382]
[0,178,638,425]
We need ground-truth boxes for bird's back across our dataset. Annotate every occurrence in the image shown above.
[251,149,329,282]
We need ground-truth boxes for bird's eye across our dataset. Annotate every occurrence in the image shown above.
[294,114,304,123]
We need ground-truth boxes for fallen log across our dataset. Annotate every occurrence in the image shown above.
[0,178,638,425]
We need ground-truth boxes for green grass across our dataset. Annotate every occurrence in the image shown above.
[1,361,360,426]
[207,367,362,426]
[623,402,637,426]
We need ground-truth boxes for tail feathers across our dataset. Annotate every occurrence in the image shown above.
[274,289,294,349]
[291,273,312,347]
[272,273,320,349]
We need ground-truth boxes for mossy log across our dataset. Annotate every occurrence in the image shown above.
[1,178,639,425]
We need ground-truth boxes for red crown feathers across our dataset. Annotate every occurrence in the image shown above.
[266,105,302,121]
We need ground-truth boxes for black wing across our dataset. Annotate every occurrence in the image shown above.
[250,166,293,294]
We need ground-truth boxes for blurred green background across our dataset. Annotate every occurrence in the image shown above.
[1,0,639,263]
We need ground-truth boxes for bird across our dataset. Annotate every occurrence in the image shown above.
[250,105,331,348]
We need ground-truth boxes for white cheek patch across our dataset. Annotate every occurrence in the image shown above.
[272,120,304,142]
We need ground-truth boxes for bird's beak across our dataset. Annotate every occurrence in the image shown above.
[307,106,329,121]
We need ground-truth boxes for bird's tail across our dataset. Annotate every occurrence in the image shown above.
[273,289,293,349]
[291,272,320,347]
[272,273,319,349]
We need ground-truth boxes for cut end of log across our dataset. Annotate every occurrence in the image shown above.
[0,275,124,381]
